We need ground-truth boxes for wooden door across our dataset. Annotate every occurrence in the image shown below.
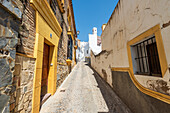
[41,43,50,101]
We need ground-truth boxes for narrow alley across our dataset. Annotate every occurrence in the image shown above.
[40,62,132,113]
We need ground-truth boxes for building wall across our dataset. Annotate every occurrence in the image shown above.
[10,55,35,113]
[10,1,36,112]
[0,0,36,112]
[0,0,23,112]
[91,0,170,112]
[17,1,36,56]
[77,42,89,61]
[89,28,102,55]
[31,0,62,111]
[0,0,76,113]
[56,0,70,88]
[57,0,77,87]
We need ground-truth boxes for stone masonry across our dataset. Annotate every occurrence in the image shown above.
[0,0,23,112]
[0,0,36,112]
[10,55,35,113]
[10,0,36,112]
[56,0,70,88]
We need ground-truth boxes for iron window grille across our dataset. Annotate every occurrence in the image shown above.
[131,36,162,76]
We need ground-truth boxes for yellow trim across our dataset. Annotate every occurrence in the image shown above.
[30,0,62,37]
[127,24,168,77]
[16,52,36,59]
[31,2,62,112]
[74,45,77,49]
[125,24,169,104]
[57,0,65,13]
[111,67,170,104]
[66,59,72,65]
[67,31,74,41]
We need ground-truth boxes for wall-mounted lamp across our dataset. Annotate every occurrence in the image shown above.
[77,31,80,35]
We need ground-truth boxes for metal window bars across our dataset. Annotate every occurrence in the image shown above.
[132,36,162,76]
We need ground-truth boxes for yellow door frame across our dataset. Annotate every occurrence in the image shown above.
[30,0,62,112]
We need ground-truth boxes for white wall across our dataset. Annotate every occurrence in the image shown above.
[89,27,102,55]
[91,0,170,92]
[76,42,90,62]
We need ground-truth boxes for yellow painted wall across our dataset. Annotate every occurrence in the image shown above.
[30,0,62,112]
[32,12,60,113]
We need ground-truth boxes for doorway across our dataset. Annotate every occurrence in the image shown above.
[41,43,50,101]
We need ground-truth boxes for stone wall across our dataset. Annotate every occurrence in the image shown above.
[0,0,23,112]
[10,55,35,113]
[0,0,36,112]
[56,0,70,88]
[10,1,36,112]
[17,0,36,56]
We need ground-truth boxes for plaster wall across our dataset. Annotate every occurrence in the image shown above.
[91,0,170,105]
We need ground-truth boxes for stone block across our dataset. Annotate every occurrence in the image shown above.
[9,38,18,48]
[20,109,26,113]
[1,0,22,19]
[9,49,16,59]
[14,7,22,18]
[0,71,12,88]
[9,59,15,70]
[21,71,29,84]
[0,59,13,87]
[2,0,13,12]
[13,64,21,76]
[24,101,29,109]
[22,58,30,69]
[0,94,10,113]
[0,37,8,49]
[2,104,9,113]
[18,98,24,111]
[0,8,10,19]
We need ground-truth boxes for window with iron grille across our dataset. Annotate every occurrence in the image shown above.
[131,36,161,76]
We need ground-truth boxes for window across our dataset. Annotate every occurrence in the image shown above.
[49,0,57,15]
[67,35,73,60]
[131,36,161,76]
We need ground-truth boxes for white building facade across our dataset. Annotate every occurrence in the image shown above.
[89,27,102,55]
[76,41,90,62]
[76,27,102,62]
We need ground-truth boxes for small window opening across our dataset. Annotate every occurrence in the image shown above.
[131,36,161,76]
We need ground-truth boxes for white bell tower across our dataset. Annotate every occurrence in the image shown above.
[92,27,97,34]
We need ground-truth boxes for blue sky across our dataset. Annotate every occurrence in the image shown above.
[72,0,119,42]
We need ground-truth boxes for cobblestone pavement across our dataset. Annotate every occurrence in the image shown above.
[40,62,132,113]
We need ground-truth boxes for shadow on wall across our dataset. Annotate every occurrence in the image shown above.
[111,71,170,113]
[85,64,132,113]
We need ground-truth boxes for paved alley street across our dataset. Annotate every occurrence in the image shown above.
[40,62,132,113]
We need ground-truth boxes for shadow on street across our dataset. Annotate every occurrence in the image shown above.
[85,63,132,113]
